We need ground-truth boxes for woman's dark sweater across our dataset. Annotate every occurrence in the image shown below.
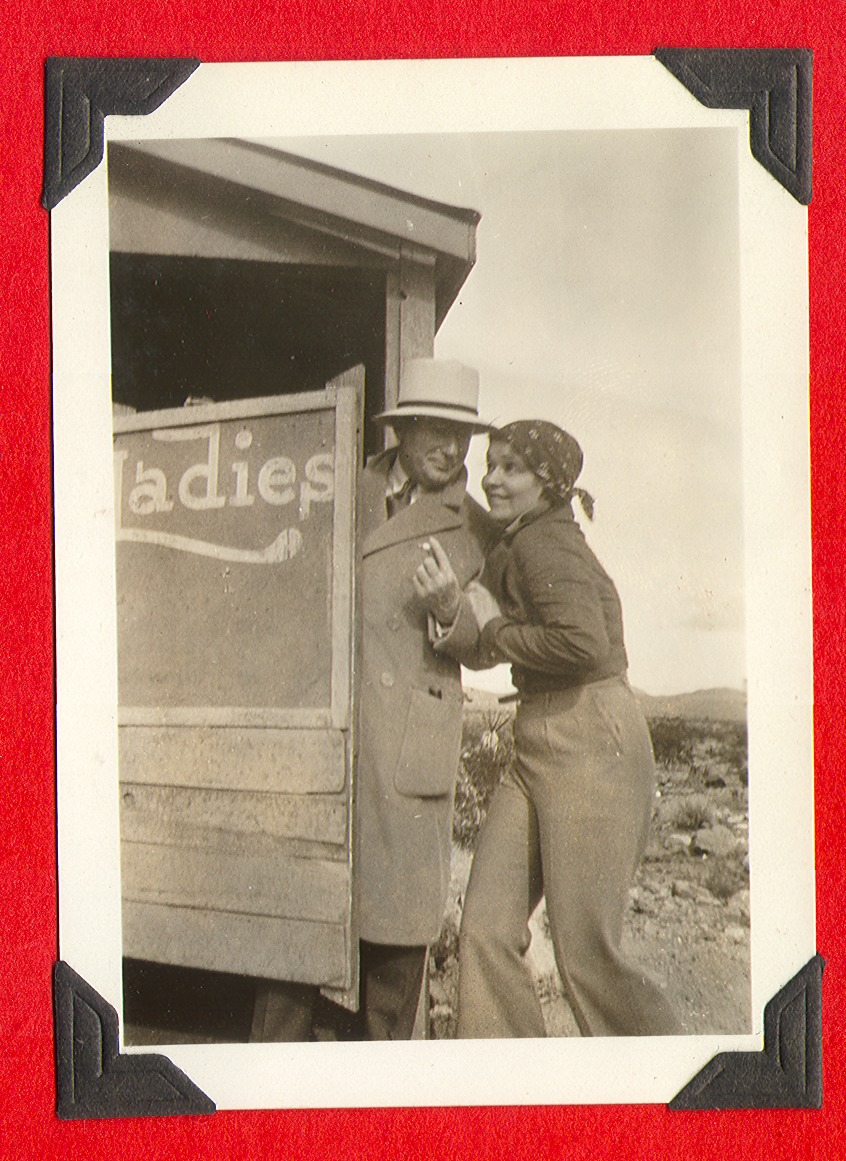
[463,502,629,694]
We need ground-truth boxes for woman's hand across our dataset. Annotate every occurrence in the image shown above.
[464,580,501,631]
[413,537,461,624]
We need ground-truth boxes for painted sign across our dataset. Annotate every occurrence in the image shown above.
[114,406,336,711]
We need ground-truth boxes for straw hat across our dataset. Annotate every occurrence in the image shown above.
[375,359,490,431]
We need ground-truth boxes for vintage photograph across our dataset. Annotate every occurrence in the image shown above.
[51,57,814,1108]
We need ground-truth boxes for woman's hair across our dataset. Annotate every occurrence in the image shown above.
[492,420,595,520]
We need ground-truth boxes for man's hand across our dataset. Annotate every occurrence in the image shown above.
[413,537,462,624]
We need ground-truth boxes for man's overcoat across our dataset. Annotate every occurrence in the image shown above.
[356,449,491,946]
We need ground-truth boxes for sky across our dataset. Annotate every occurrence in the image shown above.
[260,129,744,696]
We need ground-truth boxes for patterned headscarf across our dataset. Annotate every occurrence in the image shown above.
[494,420,595,520]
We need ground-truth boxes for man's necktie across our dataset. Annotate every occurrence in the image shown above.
[386,479,414,518]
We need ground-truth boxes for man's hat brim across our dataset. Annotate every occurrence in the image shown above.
[374,404,492,433]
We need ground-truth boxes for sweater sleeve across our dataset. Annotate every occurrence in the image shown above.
[479,521,611,677]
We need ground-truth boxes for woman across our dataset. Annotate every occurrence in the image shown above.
[414,420,680,1038]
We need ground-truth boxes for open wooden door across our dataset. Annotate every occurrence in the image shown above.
[113,368,362,1005]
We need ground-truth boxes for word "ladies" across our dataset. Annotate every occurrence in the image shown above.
[115,423,334,523]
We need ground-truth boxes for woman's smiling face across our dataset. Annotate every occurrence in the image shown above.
[482,439,546,523]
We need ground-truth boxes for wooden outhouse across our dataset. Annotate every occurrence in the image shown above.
[107,139,479,1039]
[108,138,479,453]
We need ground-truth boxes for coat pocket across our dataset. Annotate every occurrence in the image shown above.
[394,687,463,799]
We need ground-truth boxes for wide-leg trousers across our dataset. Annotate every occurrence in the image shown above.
[457,676,681,1038]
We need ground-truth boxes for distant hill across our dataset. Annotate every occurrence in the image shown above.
[633,687,747,723]
[464,684,747,724]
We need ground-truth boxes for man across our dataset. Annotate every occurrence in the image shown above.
[252,358,492,1041]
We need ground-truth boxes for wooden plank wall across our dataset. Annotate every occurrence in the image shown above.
[120,726,352,987]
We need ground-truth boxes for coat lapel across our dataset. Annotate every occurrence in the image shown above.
[359,452,392,544]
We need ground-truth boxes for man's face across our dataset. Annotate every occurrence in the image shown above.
[395,417,472,491]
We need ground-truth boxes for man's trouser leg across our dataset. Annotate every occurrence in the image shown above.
[359,941,428,1040]
[250,944,426,1041]
[250,979,317,1042]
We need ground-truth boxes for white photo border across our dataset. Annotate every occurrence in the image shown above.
[52,55,814,1109]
